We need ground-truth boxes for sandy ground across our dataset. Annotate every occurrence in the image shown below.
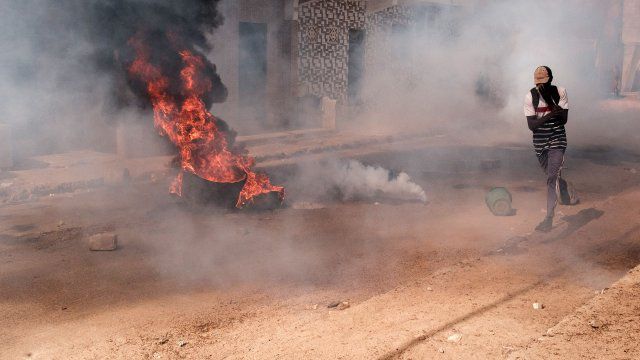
[1,143,640,359]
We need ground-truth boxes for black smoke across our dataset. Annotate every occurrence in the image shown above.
[81,0,228,109]
[0,0,232,157]
[24,0,228,112]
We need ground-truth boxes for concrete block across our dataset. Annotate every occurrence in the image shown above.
[88,233,118,251]
[0,124,13,169]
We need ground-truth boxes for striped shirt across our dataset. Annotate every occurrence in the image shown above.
[524,87,569,157]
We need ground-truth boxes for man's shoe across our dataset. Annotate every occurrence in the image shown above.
[535,216,553,232]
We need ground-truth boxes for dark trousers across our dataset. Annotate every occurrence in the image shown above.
[538,149,565,218]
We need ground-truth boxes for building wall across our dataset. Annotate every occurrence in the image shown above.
[208,0,296,134]
[210,0,634,135]
[297,0,366,102]
[364,5,417,73]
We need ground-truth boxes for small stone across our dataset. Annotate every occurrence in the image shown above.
[532,302,544,310]
[589,319,602,328]
[630,168,637,174]
[336,301,350,310]
[437,347,445,353]
[158,338,169,345]
[546,328,555,337]
[427,287,433,291]
[327,301,340,308]
[58,221,65,227]
[88,233,118,251]
[312,304,318,310]
[178,340,187,347]
[447,333,462,343]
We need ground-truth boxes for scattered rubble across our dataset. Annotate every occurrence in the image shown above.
[327,301,340,308]
[291,201,326,210]
[327,301,350,310]
[532,302,544,310]
[88,233,118,251]
[447,333,462,343]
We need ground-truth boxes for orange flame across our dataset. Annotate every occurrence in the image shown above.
[127,33,284,208]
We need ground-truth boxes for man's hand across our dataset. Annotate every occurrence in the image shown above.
[550,106,564,116]
[527,106,568,131]
[540,106,563,122]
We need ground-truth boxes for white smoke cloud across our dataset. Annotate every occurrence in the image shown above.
[330,159,427,202]
[352,0,623,140]
[292,159,426,204]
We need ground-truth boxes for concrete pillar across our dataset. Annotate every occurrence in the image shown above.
[621,44,640,92]
[0,124,12,169]
[115,122,129,158]
[622,0,640,92]
[321,97,337,130]
[209,0,240,123]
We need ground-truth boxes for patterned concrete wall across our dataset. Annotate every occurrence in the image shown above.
[297,0,366,102]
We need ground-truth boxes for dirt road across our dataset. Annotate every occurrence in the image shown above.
[1,144,640,359]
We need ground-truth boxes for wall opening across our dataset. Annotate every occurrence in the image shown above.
[348,28,365,104]
[239,22,268,124]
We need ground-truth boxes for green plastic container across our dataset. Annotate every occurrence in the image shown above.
[485,187,513,216]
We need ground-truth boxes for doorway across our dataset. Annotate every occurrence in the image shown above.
[239,22,268,123]
[348,29,365,104]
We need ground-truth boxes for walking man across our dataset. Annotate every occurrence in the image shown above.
[524,66,569,232]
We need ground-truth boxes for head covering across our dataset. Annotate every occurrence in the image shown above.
[534,66,553,85]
